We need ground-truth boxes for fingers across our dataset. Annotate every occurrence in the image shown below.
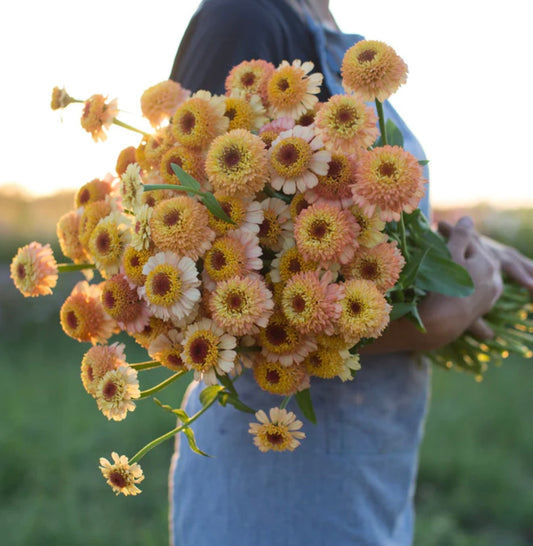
[501,260,533,293]
[468,318,494,340]
[442,217,478,260]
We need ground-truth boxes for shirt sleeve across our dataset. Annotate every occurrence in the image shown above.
[169,0,309,94]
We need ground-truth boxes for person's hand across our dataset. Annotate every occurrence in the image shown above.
[419,216,503,344]
[363,217,504,354]
[439,220,533,296]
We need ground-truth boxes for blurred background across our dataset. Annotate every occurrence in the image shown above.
[2,1,532,544]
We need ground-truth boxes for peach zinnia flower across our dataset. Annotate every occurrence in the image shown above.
[305,152,356,208]
[60,281,116,344]
[181,318,237,385]
[223,90,268,132]
[139,251,201,324]
[57,210,91,265]
[115,146,137,177]
[258,116,295,149]
[149,196,215,260]
[303,345,361,382]
[267,60,323,119]
[337,279,391,344]
[341,40,408,102]
[171,90,229,150]
[269,125,331,194]
[206,129,269,198]
[253,358,309,396]
[349,204,388,248]
[207,196,264,237]
[249,407,305,453]
[352,145,426,222]
[78,199,113,249]
[209,275,274,336]
[314,94,379,154]
[148,329,187,372]
[119,163,144,212]
[202,230,262,288]
[269,238,317,283]
[80,94,119,142]
[50,86,76,110]
[225,59,275,105]
[96,365,140,421]
[342,241,405,293]
[81,342,127,397]
[257,312,317,367]
[257,197,293,252]
[100,452,144,496]
[159,145,206,189]
[294,202,360,266]
[101,273,150,333]
[10,242,58,297]
[141,80,191,127]
[132,316,171,350]
[281,270,343,335]
[75,177,113,209]
[122,245,152,287]
[88,212,131,278]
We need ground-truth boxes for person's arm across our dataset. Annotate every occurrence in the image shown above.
[363,217,504,353]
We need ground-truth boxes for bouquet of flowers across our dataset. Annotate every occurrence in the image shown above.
[10,39,532,496]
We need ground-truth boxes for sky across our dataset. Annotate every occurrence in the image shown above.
[2,0,532,208]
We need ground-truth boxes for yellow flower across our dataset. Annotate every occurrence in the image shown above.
[253,358,309,396]
[99,452,144,496]
[267,60,323,119]
[10,242,58,297]
[206,129,269,198]
[249,407,305,452]
[50,86,76,110]
[341,40,408,102]
[80,94,119,142]
[81,342,127,397]
[140,80,191,127]
[95,366,140,421]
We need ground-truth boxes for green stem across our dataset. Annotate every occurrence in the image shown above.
[130,361,162,371]
[139,371,186,399]
[235,346,261,353]
[375,99,387,145]
[129,394,218,464]
[57,263,96,273]
[280,395,292,410]
[399,213,409,260]
[112,118,150,138]
[143,183,204,196]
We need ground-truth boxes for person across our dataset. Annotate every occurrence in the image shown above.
[167,1,533,544]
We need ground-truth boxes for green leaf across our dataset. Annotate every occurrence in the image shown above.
[199,385,225,407]
[217,392,257,414]
[417,251,475,297]
[390,302,416,321]
[153,398,190,422]
[295,389,317,424]
[182,426,210,457]
[170,162,201,191]
[396,247,428,290]
[385,119,404,147]
[418,159,430,166]
[201,192,235,224]
[215,372,238,397]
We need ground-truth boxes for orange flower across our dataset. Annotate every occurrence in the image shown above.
[80,94,119,142]
[267,60,323,119]
[57,210,90,264]
[149,196,215,260]
[314,94,379,154]
[253,358,309,396]
[75,177,113,209]
[10,242,58,297]
[206,129,269,198]
[100,453,144,496]
[249,408,305,452]
[50,86,76,110]
[115,146,137,177]
[159,145,206,188]
[225,59,275,105]
[352,145,426,222]
[81,342,127,396]
[341,40,408,102]
[223,91,268,132]
[60,281,116,344]
[140,80,191,127]
[171,90,229,150]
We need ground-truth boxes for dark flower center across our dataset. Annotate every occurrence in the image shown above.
[66,310,78,330]
[109,470,127,489]
[95,231,111,254]
[265,369,281,384]
[277,143,299,166]
[164,209,181,226]
[277,78,290,92]
[266,431,284,445]
[151,273,171,296]
[211,249,227,271]
[180,111,196,134]
[266,324,288,346]
[291,294,306,313]
[189,338,210,364]
[310,219,329,240]
[103,380,118,400]
[222,147,242,169]
[16,263,26,279]
[378,162,397,178]
[357,49,377,63]
[241,72,256,87]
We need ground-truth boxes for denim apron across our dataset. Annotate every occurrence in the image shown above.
[170,11,431,546]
